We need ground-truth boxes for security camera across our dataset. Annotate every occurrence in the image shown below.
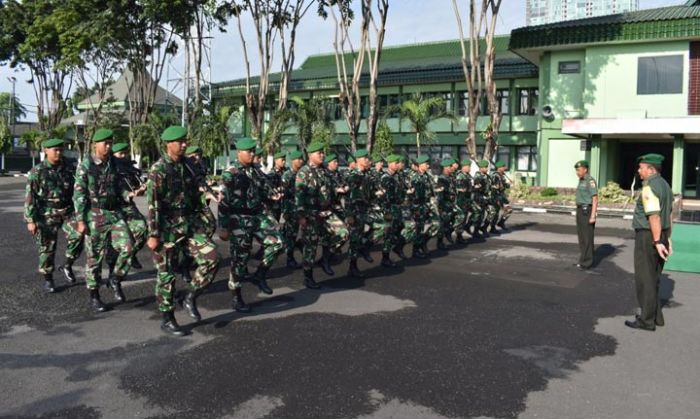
[542,105,554,120]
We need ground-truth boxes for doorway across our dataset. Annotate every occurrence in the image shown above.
[618,142,673,190]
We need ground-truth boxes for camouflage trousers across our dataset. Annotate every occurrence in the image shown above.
[106,204,146,267]
[153,217,219,312]
[34,212,84,275]
[226,213,283,290]
[84,208,133,289]
[346,206,372,260]
[493,194,512,225]
[412,204,439,248]
[437,204,458,241]
[471,195,488,230]
[302,212,350,270]
[378,207,406,254]
[282,210,299,257]
[319,212,350,254]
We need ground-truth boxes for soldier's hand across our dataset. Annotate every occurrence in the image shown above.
[588,216,596,224]
[27,222,37,236]
[147,236,160,250]
[655,242,670,261]
[219,230,230,241]
[298,217,308,228]
[77,221,87,235]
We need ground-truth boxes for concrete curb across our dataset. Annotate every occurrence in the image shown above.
[513,204,634,219]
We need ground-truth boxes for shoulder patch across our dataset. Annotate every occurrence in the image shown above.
[641,185,661,214]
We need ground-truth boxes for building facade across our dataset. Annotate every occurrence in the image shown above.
[526,0,639,26]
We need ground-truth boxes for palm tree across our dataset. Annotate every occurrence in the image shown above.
[391,93,456,156]
[286,96,336,150]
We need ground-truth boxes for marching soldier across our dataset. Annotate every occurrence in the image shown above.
[344,149,374,277]
[435,158,458,250]
[625,153,672,331]
[454,159,475,243]
[74,128,133,311]
[574,160,598,270]
[268,151,287,221]
[282,150,305,269]
[472,160,493,237]
[219,138,284,312]
[409,155,437,258]
[318,153,349,275]
[24,138,84,293]
[146,126,219,336]
[378,154,408,267]
[490,160,512,232]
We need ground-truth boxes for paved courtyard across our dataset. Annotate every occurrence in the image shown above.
[1,177,699,419]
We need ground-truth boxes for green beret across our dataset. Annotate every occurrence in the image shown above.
[307,141,325,154]
[255,146,263,156]
[495,160,506,169]
[372,155,384,164]
[42,138,65,149]
[288,150,304,160]
[574,160,589,169]
[185,145,201,155]
[324,153,338,163]
[461,159,472,166]
[274,151,286,159]
[161,126,187,142]
[415,155,430,164]
[637,153,665,166]
[112,142,129,153]
[92,128,113,142]
[354,149,369,159]
[441,158,456,167]
[386,154,401,163]
[477,159,489,168]
[347,155,356,163]
[235,138,257,151]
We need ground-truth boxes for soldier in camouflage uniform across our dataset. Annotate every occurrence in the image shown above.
[317,153,349,276]
[218,138,283,312]
[24,138,84,293]
[490,160,512,232]
[454,159,475,243]
[409,155,438,258]
[268,151,287,222]
[281,150,305,269]
[367,156,386,246]
[74,128,133,311]
[435,158,458,250]
[377,154,410,268]
[472,160,494,237]
[344,149,375,278]
[394,156,415,259]
[146,126,219,336]
[106,142,147,276]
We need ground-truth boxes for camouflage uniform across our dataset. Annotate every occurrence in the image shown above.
[74,155,133,290]
[281,168,301,262]
[435,170,457,247]
[24,158,84,277]
[319,165,349,256]
[454,169,475,239]
[491,170,512,228]
[268,165,287,221]
[409,170,439,254]
[219,161,283,292]
[188,157,217,238]
[379,167,409,257]
[146,155,219,313]
[472,171,493,234]
[344,167,373,261]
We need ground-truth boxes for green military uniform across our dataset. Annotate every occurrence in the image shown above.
[454,159,475,242]
[219,138,283,310]
[344,149,375,276]
[491,161,512,231]
[281,150,303,268]
[146,126,219,333]
[628,154,673,331]
[319,153,349,267]
[24,138,84,292]
[268,151,287,221]
[74,129,133,310]
[378,154,412,265]
[574,160,598,269]
[435,158,458,248]
[409,155,439,258]
[472,160,494,236]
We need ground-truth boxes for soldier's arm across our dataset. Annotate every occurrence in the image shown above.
[73,162,89,223]
[218,169,234,230]
[146,167,163,239]
[294,169,308,219]
[24,169,39,224]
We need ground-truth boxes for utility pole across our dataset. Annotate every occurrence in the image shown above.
[2,76,17,172]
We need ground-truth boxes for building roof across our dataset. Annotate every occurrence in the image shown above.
[78,68,183,109]
[510,1,700,52]
[211,35,538,99]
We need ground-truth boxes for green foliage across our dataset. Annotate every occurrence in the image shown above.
[540,187,558,197]
[190,106,233,160]
[19,130,47,152]
[286,96,336,150]
[390,93,456,155]
[508,178,531,200]
[0,92,27,123]
[599,181,628,203]
[371,120,394,161]
[131,123,160,166]
[0,119,13,155]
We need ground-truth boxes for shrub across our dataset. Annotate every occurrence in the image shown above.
[598,181,628,203]
[509,179,531,200]
[540,187,558,197]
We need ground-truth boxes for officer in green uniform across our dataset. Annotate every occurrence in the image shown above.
[146,126,220,336]
[574,160,598,269]
[435,158,458,249]
[74,128,133,311]
[219,138,284,312]
[282,150,305,268]
[24,138,84,292]
[344,149,374,277]
[625,153,673,331]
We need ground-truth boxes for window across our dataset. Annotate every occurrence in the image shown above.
[424,92,453,116]
[497,89,510,115]
[517,88,539,115]
[558,61,581,74]
[516,146,538,171]
[457,91,486,116]
[496,146,511,167]
[637,55,683,95]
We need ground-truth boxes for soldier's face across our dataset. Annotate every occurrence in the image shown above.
[375,162,383,171]
[44,147,63,164]
[349,162,356,169]
[292,158,304,170]
[188,153,201,162]
[254,155,261,164]
[480,166,488,173]
[418,162,429,173]
[357,157,370,170]
[167,140,187,158]
[238,149,254,165]
[328,160,338,171]
[498,167,507,173]
[388,161,400,172]
[637,163,658,180]
[94,140,112,158]
[575,166,587,178]
[462,165,470,173]
[309,151,324,166]
[275,158,286,169]
[114,151,128,159]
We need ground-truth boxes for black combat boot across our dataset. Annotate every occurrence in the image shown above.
[254,265,273,295]
[232,288,251,313]
[253,246,264,260]
[109,275,126,303]
[183,289,203,321]
[412,244,427,259]
[381,252,397,268]
[455,231,469,244]
[160,311,186,336]
[348,258,366,278]
[89,289,108,312]
[360,247,374,263]
[320,246,335,276]
[61,263,76,284]
[303,269,321,289]
[43,274,56,293]
[286,252,300,269]
[497,219,507,229]
[130,255,143,269]
[445,232,455,245]
[436,238,447,250]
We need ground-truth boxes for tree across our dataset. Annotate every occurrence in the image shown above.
[285,96,336,149]
[0,119,12,172]
[370,119,393,161]
[319,0,389,152]
[19,130,46,167]
[0,92,27,123]
[452,0,503,161]
[190,105,234,173]
[392,93,456,156]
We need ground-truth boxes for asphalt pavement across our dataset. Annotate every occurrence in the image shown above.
[1,176,699,419]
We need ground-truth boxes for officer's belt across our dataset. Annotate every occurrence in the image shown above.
[576,204,590,209]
